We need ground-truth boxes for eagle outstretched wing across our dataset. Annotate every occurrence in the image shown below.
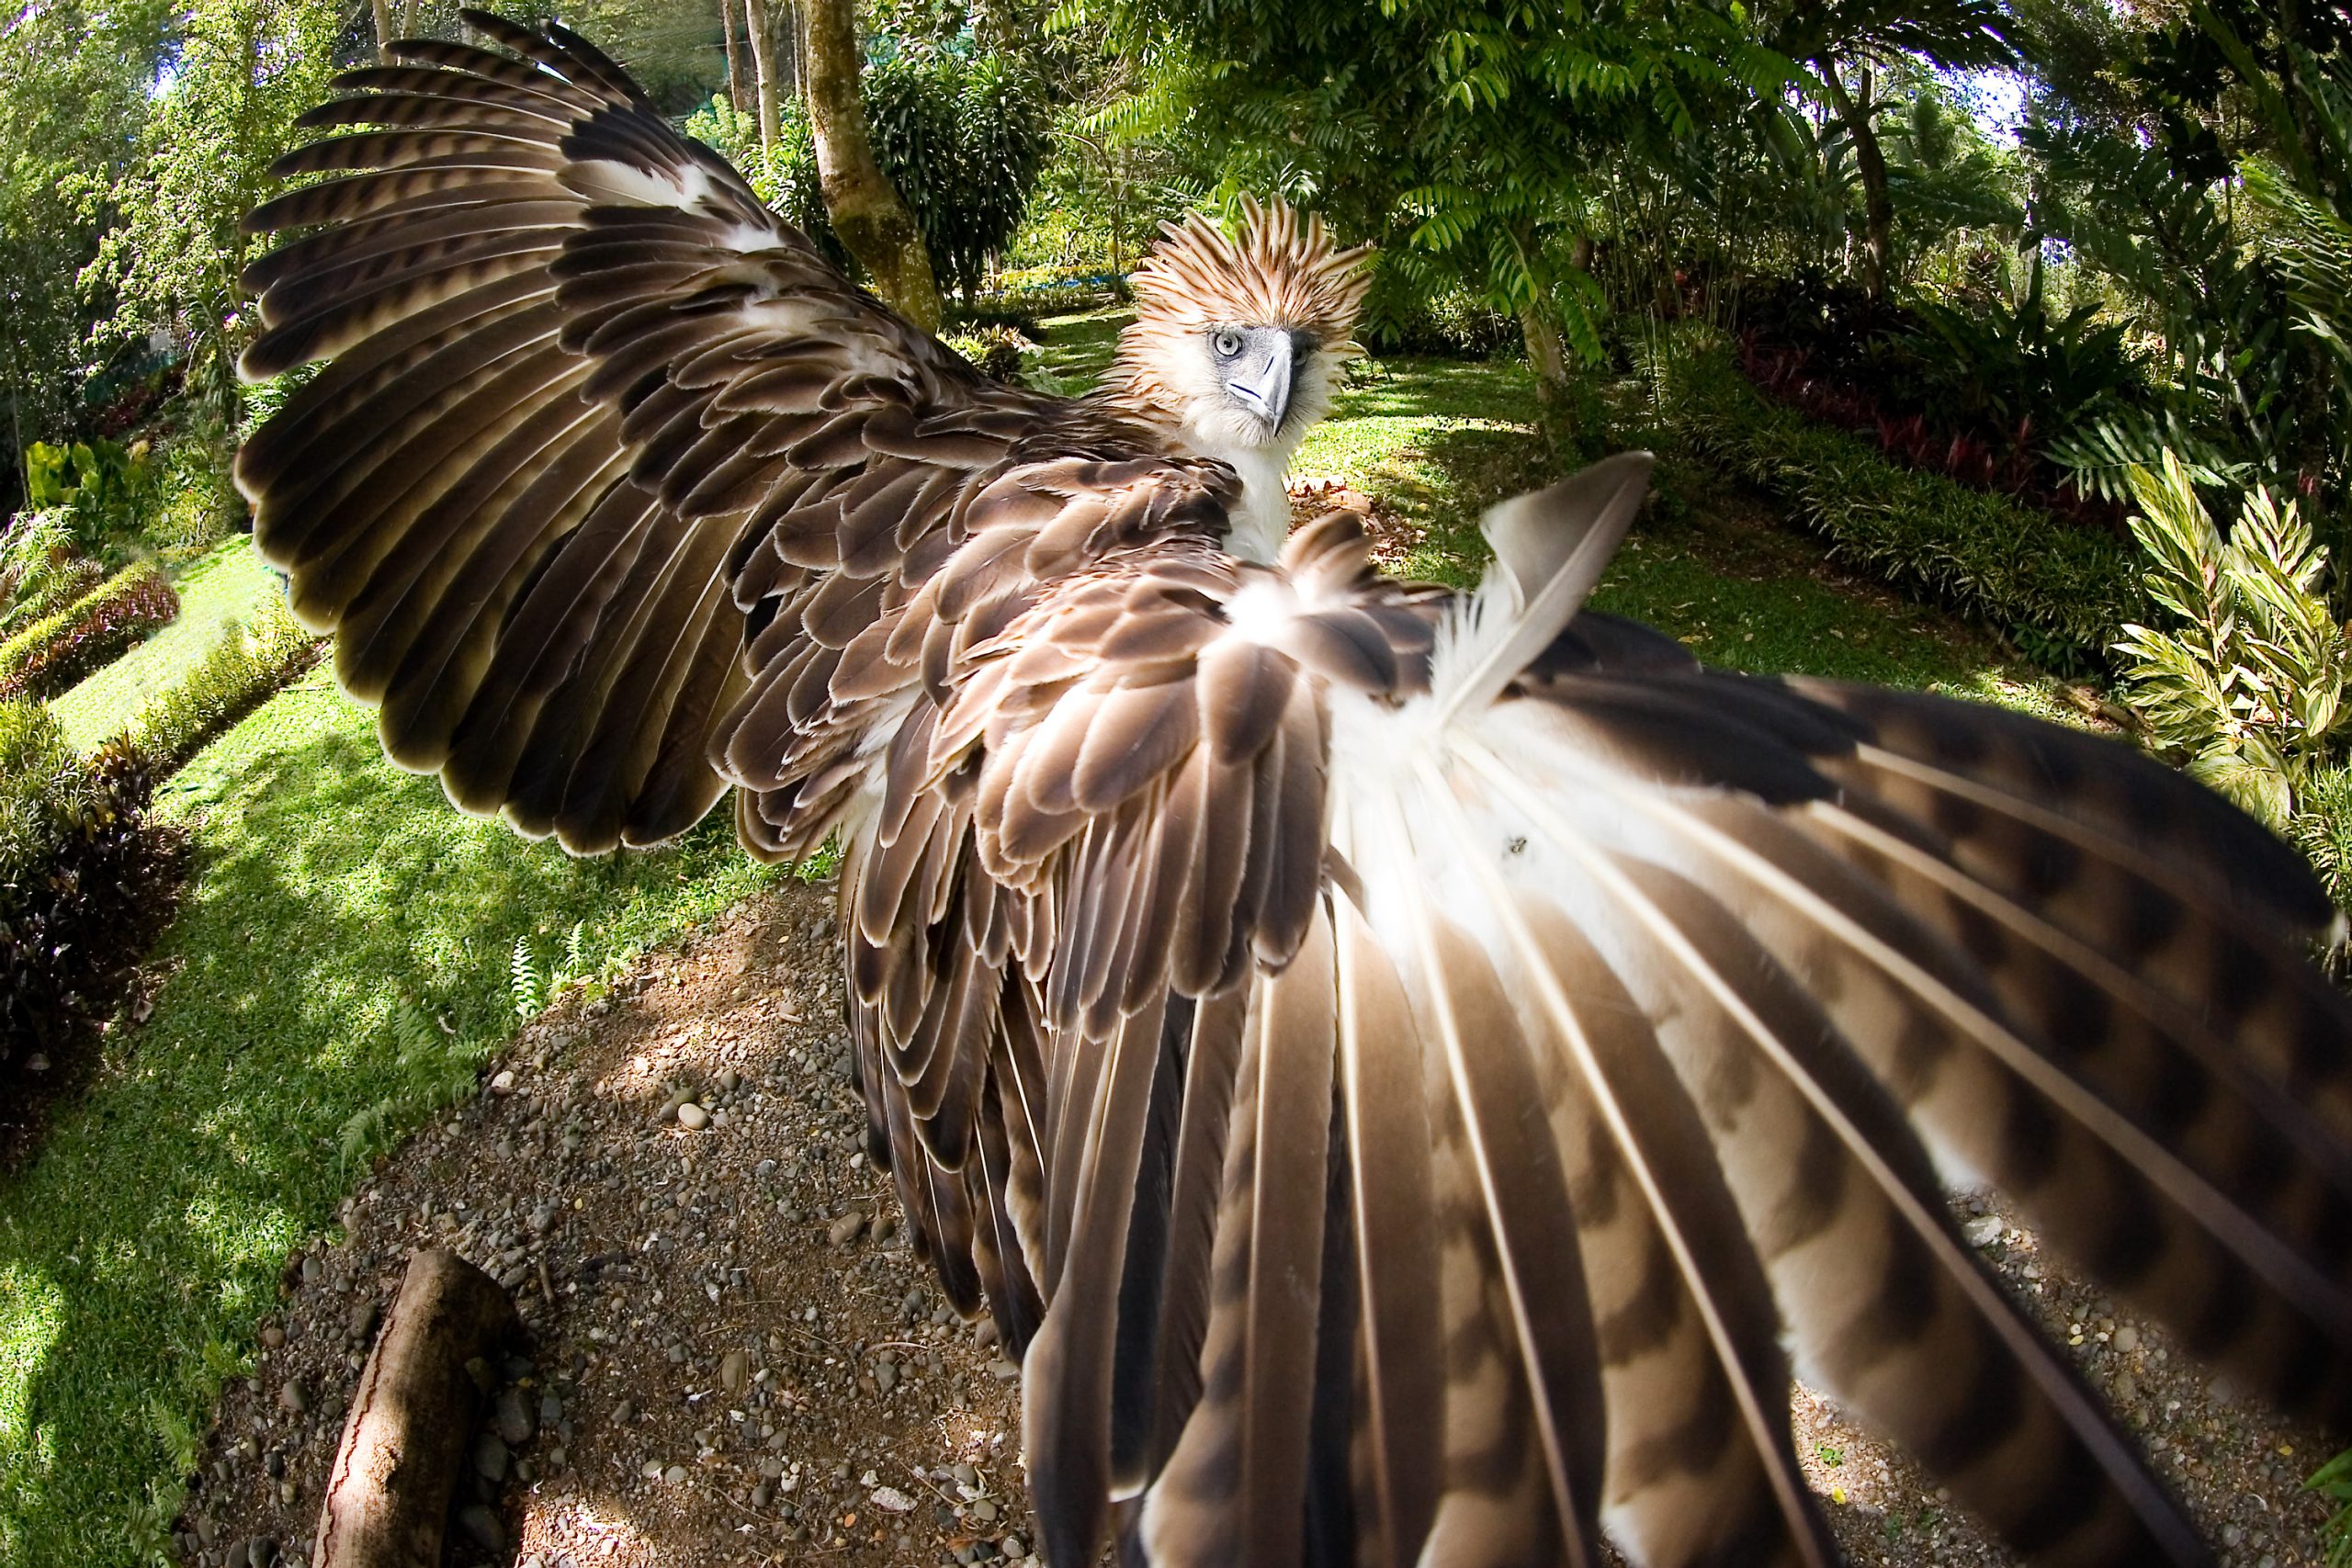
[242,17,2352,1568]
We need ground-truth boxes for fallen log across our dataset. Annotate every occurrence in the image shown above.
[312,1247,518,1568]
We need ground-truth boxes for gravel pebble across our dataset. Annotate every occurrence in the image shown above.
[457,1502,504,1554]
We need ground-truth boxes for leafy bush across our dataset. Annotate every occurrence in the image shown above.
[2112,451,2351,829]
[1663,335,2143,669]
[0,555,102,641]
[1732,272,2131,529]
[19,435,159,558]
[943,323,1032,382]
[0,703,156,1054]
[0,562,177,703]
[0,510,101,633]
[686,46,1051,301]
[126,593,320,775]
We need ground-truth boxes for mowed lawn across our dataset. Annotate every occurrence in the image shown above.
[50,537,282,750]
[0,316,2063,1566]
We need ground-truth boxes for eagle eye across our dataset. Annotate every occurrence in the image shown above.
[1210,328,1244,358]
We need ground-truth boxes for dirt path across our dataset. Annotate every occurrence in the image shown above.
[175,875,2334,1568]
[177,879,1035,1568]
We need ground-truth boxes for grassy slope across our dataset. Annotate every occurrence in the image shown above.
[1,311,2063,1565]
[50,539,280,750]
[0,671,777,1565]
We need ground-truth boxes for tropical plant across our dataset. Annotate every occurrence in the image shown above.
[2112,452,2352,828]
[1903,278,2147,454]
[1765,0,2016,299]
[19,436,159,557]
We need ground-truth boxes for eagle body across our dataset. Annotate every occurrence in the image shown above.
[239,16,2352,1568]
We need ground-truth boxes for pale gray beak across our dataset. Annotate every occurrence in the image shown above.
[1224,326,1306,428]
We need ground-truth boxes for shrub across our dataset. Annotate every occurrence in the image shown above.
[0,703,156,1054]
[1729,271,2138,529]
[19,436,160,559]
[0,557,103,640]
[2112,451,2352,829]
[127,593,320,775]
[0,563,179,703]
[943,323,1033,383]
[1661,335,2143,671]
[0,511,103,636]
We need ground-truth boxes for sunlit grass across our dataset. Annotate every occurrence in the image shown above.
[50,537,281,751]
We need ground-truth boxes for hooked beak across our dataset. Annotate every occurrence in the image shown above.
[1227,332,1297,429]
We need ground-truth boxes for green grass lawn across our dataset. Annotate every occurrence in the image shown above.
[0,669,781,1566]
[49,538,281,751]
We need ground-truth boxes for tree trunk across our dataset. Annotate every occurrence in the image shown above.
[802,0,943,334]
[312,1249,517,1568]
[369,0,393,63]
[720,0,748,114]
[742,0,783,156]
[1816,60,1891,301]
[1517,303,1572,407]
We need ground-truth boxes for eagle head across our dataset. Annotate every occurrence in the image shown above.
[1103,197,1374,464]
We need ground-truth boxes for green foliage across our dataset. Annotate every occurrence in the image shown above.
[18,436,159,558]
[687,45,1051,300]
[123,592,319,776]
[0,564,180,705]
[2305,1442,2352,1567]
[1069,0,1803,378]
[1903,279,2146,450]
[1663,335,2141,667]
[0,705,157,1054]
[0,0,174,510]
[2113,452,2351,828]
[0,513,104,637]
[85,0,347,458]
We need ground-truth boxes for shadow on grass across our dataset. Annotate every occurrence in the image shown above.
[0,671,774,1567]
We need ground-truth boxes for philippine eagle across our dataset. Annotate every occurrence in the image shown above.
[239,15,2352,1567]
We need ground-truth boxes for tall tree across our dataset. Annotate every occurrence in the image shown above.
[720,0,749,113]
[1769,0,2015,299]
[86,0,346,449]
[804,0,943,332]
[743,0,785,154]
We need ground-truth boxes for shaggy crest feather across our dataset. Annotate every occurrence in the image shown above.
[1102,196,1373,432]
